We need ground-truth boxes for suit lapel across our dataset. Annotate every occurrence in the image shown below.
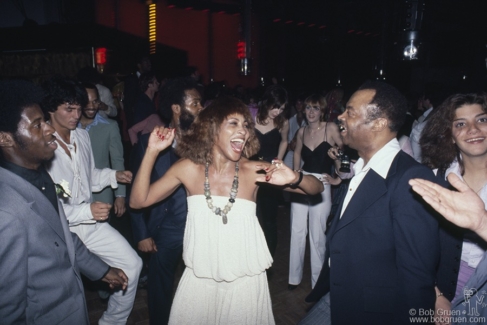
[331,169,388,236]
[329,153,403,238]
[29,186,68,244]
[1,167,78,270]
[0,167,68,244]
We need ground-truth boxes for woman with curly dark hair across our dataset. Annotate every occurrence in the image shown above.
[130,96,323,324]
[421,93,487,324]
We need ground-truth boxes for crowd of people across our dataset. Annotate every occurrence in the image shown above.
[1,55,487,325]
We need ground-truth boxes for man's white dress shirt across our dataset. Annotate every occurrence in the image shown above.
[340,138,401,218]
[46,128,118,226]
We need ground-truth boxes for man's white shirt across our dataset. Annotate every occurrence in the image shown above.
[46,128,118,226]
[340,138,401,218]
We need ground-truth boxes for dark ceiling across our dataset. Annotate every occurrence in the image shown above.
[250,0,486,92]
[172,0,485,91]
[2,0,485,92]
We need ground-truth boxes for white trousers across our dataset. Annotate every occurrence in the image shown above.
[70,222,142,325]
[289,182,330,288]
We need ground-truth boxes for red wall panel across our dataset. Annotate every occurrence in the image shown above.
[95,0,259,88]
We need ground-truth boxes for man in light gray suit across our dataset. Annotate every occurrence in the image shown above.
[0,80,128,324]
[78,83,126,217]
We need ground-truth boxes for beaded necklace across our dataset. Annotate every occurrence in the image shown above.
[204,162,239,224]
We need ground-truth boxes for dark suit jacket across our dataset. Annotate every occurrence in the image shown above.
[306,151,440,325]
[133,93,156,127]
[0,167,108,324]
[130,133,187,247]
[434,170,464,301]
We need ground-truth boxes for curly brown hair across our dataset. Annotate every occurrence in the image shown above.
[256,85,288,130]
[420,93,487,173]
[176,96,260,164]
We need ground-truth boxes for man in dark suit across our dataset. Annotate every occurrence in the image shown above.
[300,81,440,325]
[0,80,128,324]
[130,77,202,324]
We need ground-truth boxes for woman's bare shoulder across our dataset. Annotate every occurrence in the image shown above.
[170,158,201,176]
[327,121,339,132]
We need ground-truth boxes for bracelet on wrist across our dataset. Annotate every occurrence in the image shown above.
[289,171,304,189]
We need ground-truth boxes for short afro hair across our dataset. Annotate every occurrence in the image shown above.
[358,80,407,133]
[158,77,199,125]
[0,80,44,134]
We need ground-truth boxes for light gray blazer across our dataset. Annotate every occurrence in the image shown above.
[0,167,109,324]
[86,117,125,204]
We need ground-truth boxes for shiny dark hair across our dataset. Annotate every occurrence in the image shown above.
[0,80,44,134]
[421,93,487,173]
[41,76,88,115]
[256,85,288,130]
[176,96,260,164]
[357,80,407,133]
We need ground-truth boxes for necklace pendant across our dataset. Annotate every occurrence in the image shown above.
[204,161,239,225]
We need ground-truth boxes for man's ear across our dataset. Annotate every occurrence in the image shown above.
[172,104,181,116]
[372,118,389,132]
[0,132,14,148]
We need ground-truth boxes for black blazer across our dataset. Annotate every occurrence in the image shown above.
[307,151,440,325]
[129,133,187,248]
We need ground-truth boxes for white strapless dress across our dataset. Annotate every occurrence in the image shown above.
[168,195,275,325]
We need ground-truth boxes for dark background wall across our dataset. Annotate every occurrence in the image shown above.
[1,0,485,94]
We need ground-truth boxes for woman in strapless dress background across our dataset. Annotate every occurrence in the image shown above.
[289,94,343,290]
[253,85,290,258]
[130,96,324,324]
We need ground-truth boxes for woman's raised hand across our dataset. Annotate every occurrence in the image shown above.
[255,159,298,185]
[148,126,175,152]
[409,173,487,236]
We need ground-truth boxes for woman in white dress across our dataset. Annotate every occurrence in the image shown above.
[130,96,324,325]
